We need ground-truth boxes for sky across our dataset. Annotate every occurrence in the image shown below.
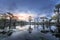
[0,0,60,20]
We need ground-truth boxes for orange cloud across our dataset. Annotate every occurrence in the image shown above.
[13,13,36,21]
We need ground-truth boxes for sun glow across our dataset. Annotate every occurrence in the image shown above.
[13,13,36,21]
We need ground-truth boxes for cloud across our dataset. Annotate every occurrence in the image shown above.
[55,0,60,4]
[13,10,37,21]
[0,0,59,18]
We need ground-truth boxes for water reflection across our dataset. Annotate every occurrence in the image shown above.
[16,25,57,32]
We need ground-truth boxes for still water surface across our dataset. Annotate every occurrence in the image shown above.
[0,25,58,40]
[16,25,57,31]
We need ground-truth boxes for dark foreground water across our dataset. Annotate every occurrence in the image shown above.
[0,25,58,40]
[1,29,58,40]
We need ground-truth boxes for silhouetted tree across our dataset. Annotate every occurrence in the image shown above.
[55,4,60,33]
[54,4,60,38]
[7,12,13,29]
[40,16,47,30]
